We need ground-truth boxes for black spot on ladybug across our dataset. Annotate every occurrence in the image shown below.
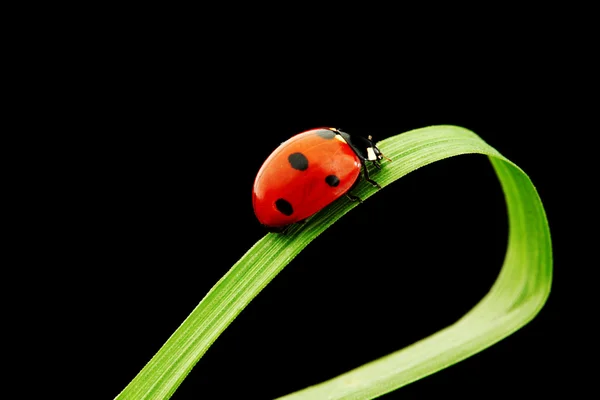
[288,152,309,171]
[325,174,340,187]
[275,198,294,216]
[316,130,336,140]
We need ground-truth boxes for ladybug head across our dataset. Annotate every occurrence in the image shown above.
[334,129,389,162]
[364,135,384,161]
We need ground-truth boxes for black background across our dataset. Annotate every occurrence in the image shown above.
[27,16,580,400]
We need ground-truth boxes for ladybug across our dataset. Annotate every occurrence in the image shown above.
[252,127,390,232]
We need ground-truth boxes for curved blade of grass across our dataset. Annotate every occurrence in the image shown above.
[116,125,552,400]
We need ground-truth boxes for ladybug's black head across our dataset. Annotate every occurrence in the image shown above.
[332,128,386,162]
[364,136,383,161]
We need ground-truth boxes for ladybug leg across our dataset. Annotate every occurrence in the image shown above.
[373,160,382,170]
[267,220,308,235]
[266,225,288,234]
[362,163,382,189]
[346,193,363,203]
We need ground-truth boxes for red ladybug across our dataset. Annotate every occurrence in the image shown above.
[252,127,390,232]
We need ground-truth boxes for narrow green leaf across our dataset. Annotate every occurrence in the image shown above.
[116,125,552,400]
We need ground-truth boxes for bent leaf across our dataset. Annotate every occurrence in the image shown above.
[116,125,552,400]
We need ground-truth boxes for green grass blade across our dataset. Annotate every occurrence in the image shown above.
[116,125,552,400]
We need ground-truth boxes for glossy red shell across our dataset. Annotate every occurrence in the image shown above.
[252,128,362,228]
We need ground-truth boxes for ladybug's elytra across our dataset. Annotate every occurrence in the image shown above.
[252,127,390,232]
